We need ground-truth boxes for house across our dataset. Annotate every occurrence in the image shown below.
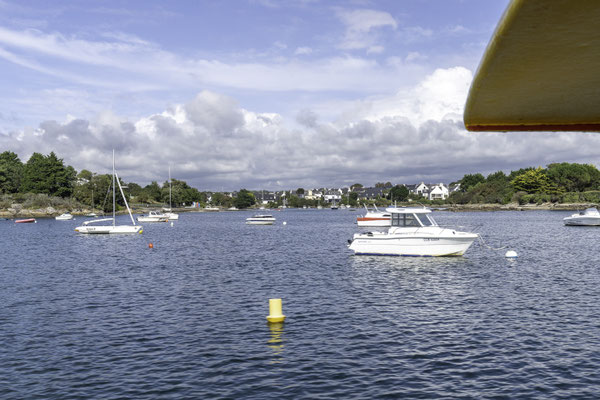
[428,183,449,200]
[304,189,323,200]
[323,189,342,204]
[355,187,386,201]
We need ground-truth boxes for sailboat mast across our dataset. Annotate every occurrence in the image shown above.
[112,149,116,227]
[169,166,172,210]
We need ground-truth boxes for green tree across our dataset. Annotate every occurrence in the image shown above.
[296,188,305,195]
[486,170,509,183]
[351,183,363,191]
[459,173,485,192]
[388,185,409,201]
[20,152,75,197]
[546,162,600,192]
[234,189,255,209]
[0,151,23,193]
[143,181,162,202]
[511,167,561,194]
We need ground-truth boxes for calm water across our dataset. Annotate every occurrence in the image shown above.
[1,210,600,399]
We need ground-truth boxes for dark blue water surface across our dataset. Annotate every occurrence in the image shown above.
[2,210,600,399]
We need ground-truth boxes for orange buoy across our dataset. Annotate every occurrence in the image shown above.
[149,243,154,249]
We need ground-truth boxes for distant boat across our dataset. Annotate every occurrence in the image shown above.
[246,214,276,225]
[75,150,143,234]
[204,206,220,212]
[55,213,74,221]
[357,204,392,227]
[137,210,169,223]
[15,218,36,224]
[563,207,600,226]
[85,212,99,218]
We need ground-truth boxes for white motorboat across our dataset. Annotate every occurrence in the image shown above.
[563,207,600,226]
[75,151,143,235]
[246,214,276,225]
[85,212,99,218]
[356,204,391,227]
[348,207,478,256]
[137,210,169,222]
[55,213,74,220]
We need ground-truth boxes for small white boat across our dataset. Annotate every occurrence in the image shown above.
[75,150,143,235]
[348,207,478,256]
[205,206,220,212]
[246,214,276,225]
[356,204,391,227]
[55,213,74,220]
[563,207,600,226]
[137,210,169,222]
[85,212,99,218]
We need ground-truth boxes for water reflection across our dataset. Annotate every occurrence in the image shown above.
[267,322,285,362]
[349,254,469,270]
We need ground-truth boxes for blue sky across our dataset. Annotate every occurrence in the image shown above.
[1,0,599,190]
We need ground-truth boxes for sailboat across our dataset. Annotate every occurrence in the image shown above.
[75,151,143,234]
[163,166,179,220]
[85,189,98,217]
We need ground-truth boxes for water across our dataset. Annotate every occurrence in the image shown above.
[1,210,600,399]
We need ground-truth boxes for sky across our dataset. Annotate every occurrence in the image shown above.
[1,0,600,191]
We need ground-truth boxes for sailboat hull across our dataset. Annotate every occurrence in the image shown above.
[75,225,143,234]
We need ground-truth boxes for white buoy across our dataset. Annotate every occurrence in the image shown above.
[283,221,287,225]
[170,221,174,227]
[505,250,518,258]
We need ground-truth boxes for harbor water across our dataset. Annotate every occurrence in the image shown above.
[1,210,600,399]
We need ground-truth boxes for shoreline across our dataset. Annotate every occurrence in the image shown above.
[0,202,596,217]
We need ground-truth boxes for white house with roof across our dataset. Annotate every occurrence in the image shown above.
[304,189,323,200]
[428,183,449,200]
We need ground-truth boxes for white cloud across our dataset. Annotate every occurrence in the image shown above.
[3,68,600,190]
[294,46,313,55]
[336,8,397,51]
[0,26,420,94]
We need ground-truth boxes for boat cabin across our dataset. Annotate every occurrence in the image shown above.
[388,208,437,227]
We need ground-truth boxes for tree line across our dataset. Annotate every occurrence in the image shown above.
[451,162,600,205]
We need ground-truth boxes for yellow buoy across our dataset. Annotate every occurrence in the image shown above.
[267,298,286,323]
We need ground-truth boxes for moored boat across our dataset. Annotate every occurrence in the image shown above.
[246,214,276,225]
[15,218,36,223]
[137,210,169,222]
[356,204,391,227]
[563,207,600,226]
[348,207,478,256]
[55,213,74,220]
[75,150,142,235]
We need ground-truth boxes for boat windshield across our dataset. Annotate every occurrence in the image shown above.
[415,213,435,226]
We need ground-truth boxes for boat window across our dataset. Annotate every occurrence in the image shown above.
[391,213,420,227]
[415,213,433,226]
[404,214,420,227]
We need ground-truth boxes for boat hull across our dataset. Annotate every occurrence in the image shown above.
[75,225,143,234]
[246,220,275,225]
[15,218,36,223]
[564,217,600,226]
[349,232,478,256]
